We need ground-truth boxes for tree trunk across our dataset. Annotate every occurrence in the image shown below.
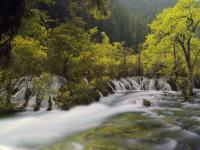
[178,37,194,96]
[186,37,194,96]
[186,58,194,95]
[173,43,178,80]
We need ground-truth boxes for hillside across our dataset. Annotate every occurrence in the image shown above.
[85,0,177,50]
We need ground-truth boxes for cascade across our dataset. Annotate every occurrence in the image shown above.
[120,78,132,90]
[111,80,126,91]
[10,76,66,111]
[148,79,156,90]
[127,77,140,90]
[110,77,172,92]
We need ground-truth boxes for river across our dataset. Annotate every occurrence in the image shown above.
[0,89,200,150]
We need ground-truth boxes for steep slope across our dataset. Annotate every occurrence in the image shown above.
[85,0,177,50]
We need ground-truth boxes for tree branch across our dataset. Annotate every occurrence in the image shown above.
[192,49,200,68]
[176,36,187,57]
[192,20,200,32]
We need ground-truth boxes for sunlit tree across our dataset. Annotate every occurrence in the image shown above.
[143,0,200,95]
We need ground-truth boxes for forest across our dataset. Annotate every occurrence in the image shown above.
[0,0,200,150]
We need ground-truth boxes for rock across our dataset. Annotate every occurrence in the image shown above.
[194,78,200,88]
[12,87,19,95]
[25,88,32,100]
[34,105,40,111]
[143,99,151,107]
[47,97,53,111]
[34,97,42,111]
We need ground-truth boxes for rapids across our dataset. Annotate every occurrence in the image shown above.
[0,82,200,149]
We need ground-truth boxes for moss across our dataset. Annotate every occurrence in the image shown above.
[97,79,114,96]
[0,102,19,114]
[56,78,114,110]
[57,82,102,110]
[41,113,157,150]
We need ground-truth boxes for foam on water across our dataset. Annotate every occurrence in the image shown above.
[153,138,177,150]
[0,92,154,149]
[1,88,200,150]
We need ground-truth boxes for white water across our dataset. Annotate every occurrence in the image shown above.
[0,91,161,150]
[111,77,171,92]
[9,76,171,111]
[1,89,200,150]
[10,76,65,110]
[153,138,177,150]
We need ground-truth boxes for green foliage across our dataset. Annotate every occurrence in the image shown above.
[0,0,118,112]
[56,81,100,110]
[0,102,17,114]
[2,0,200,111]
[18,9,49,41]
[47,23,136,108]
[47,20,91,77]
[142,0,200,95]
[86,0,111,19]
[12,36,47,76]
[33,72,53,99]
[142,0,200,74]
[33,72,53,111]
[84,0,176,49]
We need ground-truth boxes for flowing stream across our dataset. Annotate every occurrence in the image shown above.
[1,88,200,149]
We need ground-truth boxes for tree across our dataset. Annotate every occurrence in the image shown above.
[143,0,200,95]
[0,0,25,67]
[0,0,110,68]
[83,0,176,49]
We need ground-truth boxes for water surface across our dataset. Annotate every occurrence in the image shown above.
[1,90,200,150]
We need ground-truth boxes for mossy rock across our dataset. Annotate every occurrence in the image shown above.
[0,102,19,114]
[98,81,114,97]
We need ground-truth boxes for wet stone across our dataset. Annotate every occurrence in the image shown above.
[143,99,151,107]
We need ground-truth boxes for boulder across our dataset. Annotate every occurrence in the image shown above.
[143,99,151,107]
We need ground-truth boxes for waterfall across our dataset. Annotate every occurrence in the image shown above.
[140,78,150,90]
[108,82,115,92]
[10,76,67,111]
[158,78,172,91]
[120,78,132,90]
[111,78,141,91]
[111,80,126,91]
[11,87,26,102]
[83,78,89,84]
[98,91,104,98]
[119,81,126,90]
[148,79,156,90]
[111,77,172,92]
[127,77,140,90]
[26,96,36,111]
